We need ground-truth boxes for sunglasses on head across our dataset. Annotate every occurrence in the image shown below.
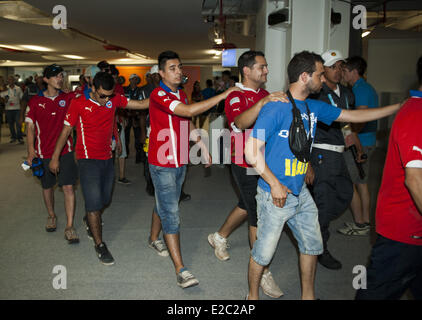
[98,93,115,99]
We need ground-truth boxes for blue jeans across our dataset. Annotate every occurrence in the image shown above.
[149,164,187,234]
[252,184,323,266]
[6,110,22,140]
[78,159,115,212]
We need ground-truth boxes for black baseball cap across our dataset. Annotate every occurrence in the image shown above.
[43,64,63,78]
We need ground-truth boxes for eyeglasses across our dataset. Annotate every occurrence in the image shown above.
[98,93,115,99]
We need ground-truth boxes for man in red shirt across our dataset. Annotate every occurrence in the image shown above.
[25,64,79,243]
[49,72,149,266]
[147,50,240,288]
[207,51,285,298]
[356,56,422,300]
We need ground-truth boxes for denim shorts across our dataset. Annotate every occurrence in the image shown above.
[251,184,323,266]
[149,164,187,234]
[78,158,115,212]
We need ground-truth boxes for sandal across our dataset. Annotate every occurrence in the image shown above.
[45,215,57,232]
[64,226,80,244]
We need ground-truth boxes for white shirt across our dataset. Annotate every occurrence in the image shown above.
[0,85,23,110]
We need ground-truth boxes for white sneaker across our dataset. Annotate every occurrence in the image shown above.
[337,222,370,236]
[177,269,199,289]
[260,270,284,298]
[208,232,230,261]
[148,237,169,257]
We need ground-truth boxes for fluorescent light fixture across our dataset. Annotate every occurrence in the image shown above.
[361,30,371,38]
[20,45,53,52]
[61,55,85,59]
[214,38,223,44]
[0,44,23,50]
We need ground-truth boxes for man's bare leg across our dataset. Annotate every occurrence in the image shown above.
[299,254,317,300]
[217,206,247,238]
[150,210,162,241]
[62,185,75,228]
[164,233,184,273]
[247,256,265,300]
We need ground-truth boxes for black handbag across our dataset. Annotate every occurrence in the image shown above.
[287,90,313,163]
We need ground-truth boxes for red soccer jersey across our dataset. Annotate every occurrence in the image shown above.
[64,92,128,160]
[375,95,422,245]
[148,84,190,168]
[225,83,269,168]
[25,91,76,159]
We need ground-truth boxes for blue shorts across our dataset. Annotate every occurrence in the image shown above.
[78,159,114,212]
[149,164,187,234]
[251,184,323,266]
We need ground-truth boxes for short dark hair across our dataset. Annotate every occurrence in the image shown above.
[287,51,324,84]
[206,79,213,87]
[417,56,422,85]
[93,72,115,91]
[97,60,110,71]
[345,56,367,76]
[110,64,119,76]
[238,50,265,78]
[158,51,180,71]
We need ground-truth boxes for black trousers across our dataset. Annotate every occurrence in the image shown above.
[309,148,353,250]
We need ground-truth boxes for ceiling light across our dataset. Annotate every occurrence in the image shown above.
[214,38,223,44]
[61,55,85,59]
[20,45,53,52]
[361,30,371,38]
[0,44,23,50]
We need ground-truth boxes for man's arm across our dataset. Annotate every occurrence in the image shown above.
[49,125,73,174]
[173,86,241,118]
[244,136,291,208]
[405,168,422,214]
[350,105,367,133]
[126,98,149,110]
[26,122,36,165]
[336,101,403,123]
[234,92,287,130]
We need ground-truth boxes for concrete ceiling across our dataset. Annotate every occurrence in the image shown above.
[0,0,257,67]
[0,0,421,67]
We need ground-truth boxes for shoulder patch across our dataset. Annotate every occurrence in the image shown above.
[158,90,166,97]
[230,97,240,106]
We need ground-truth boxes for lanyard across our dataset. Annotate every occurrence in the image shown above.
[328,93,349,110]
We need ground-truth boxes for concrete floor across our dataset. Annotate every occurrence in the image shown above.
[0,124,399,300]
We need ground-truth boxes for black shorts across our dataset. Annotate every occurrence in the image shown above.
[40,152,78,189]
[231,164,259,227]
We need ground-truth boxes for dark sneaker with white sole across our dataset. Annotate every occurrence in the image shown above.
[95,242,115,266]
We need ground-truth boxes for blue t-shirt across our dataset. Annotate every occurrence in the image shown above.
[250,99,341,196]
[352,78,379,146]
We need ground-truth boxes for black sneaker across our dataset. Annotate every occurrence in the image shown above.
[95,242,115,266]
[318,250,342,270]
[117,177,131,185]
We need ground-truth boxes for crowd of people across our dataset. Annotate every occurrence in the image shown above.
[2,48,421,300]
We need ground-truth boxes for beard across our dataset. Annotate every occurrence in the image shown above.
[306,80,322,95]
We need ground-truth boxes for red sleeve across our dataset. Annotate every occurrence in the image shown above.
[225,91,245,125]
[25,97,37,123]
[64,98,80,127]
[113,116,120,144]
[115,94,128,109]
[396,107,422,168]
[151,89,182,114]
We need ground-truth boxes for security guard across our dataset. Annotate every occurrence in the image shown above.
[307,50,356,270]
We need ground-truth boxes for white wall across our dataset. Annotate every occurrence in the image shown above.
[329,0,351,57]
[367,38,422,94]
